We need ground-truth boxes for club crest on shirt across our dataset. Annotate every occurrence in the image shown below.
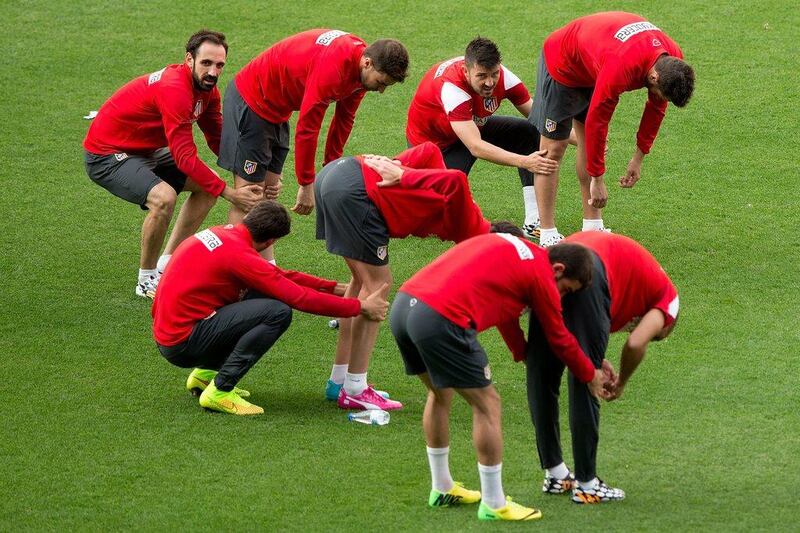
[483,97,498,113]
[484,365,492,380]
[190,100,203,122]
[376,245,388,260]
[243,160,258,175]
[545,118,557,133]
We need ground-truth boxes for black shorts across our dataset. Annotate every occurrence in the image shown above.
[84,148,186,210]
[314,157,390,266]
[217,81,290,182]
[529,52,593,141]
[390,292,492,389]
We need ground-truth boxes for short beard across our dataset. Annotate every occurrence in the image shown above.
[192,64,216,92]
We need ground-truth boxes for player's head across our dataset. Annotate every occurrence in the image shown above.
[361,39,409,92]
[648,56,695,107]
[463,37,502,98]
[185,29,228,92]
[490,221,525,237]
[243,200,291,250]
[547,242,593,296]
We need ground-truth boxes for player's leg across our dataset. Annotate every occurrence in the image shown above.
[440,139,478,175]
[140,176,177,295]
[481,116,541,237]
[572,119,609,233]
[525,311,574,494]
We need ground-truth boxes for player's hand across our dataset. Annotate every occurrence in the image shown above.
[601,359,617,383]
[263,178,282,200]
[587,368,612,400]
[333,282,349,297]
[224,184,263,213]
[359,282,390,321]
[523,150,558,175]
[365,157,404,188]
[362,154,397,165]
[619,159,642,188]
[605,377,626,401]
[589,175,608,208]
[291,183,315,215]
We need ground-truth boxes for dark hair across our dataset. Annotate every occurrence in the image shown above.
[490,220,524,238]
[243,200,291,242]
[654,56,694,107]
[464,37,501,69]
[186,29,228,58]
[547,243,593,288]
[364,39,409,82]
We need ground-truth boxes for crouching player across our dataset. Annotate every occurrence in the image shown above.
[389,231,610,521]
[526,231,679,503]
[315,141,492,411]
[152,201,389,415]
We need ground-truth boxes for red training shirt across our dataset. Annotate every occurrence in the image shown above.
[360,142,490,243]
[406,57,530,148]
[235,29,368,186]
[400,233,596,383]
[152,224,361,346]
[83,63,225,197]
[543,11,683,177]
[566,232,679,332]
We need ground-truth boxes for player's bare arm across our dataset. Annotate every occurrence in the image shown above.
[514,98,533,118]
[451,120,557,175]
[608,308,666,400]
[619,148,645,188]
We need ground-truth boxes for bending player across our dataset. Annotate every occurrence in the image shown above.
[315,142,493,410]
[390,231,610,521]
[525,231,679,502]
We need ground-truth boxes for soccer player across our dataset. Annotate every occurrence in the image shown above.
[152,201,389,416]
[406,37,559,238]
[219,29,409,238]
[389,232,611,521]
[83,30,263,298]
[529,12,695,245]
[315,141,492,411]
[525,231,679,503]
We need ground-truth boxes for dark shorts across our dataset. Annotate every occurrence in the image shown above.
[314,157,390,266]
[84,148,186,210]
[390,292,492,389]
[529,52,593,141]
[217,81,290,182]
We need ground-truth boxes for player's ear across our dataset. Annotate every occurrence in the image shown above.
[185,51,194,67]
[552,263,566,277]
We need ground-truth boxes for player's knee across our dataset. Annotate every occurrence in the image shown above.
[544,141,568,160]
[147,184,177,215]
[272,303,293,331]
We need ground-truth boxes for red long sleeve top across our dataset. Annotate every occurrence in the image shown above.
[399,233,596,383]
[543,12,683,176]
[83,63,226,196]
[234,29,368,186]
[152,224,361,346]
[360,142,490,242]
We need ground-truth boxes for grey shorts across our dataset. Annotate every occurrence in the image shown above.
[84,148,186,209]
[314,157,390,266]
[217,81,290,182]
[529,52,593,141]
[390,292,492,389]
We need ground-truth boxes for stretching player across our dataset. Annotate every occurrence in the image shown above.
[526,231,679,502]
[315,142,492,410]
[529,12,695,245]
[390,232,610,521]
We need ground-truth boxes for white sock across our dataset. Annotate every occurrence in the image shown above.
[343,372,368,395]
[478,463,506,509]
[579,477,599,490]
[138,268,157,283]
[540,227,560,240]
[546,462,569,480]
[426,447,454,492]
[268,259,277,265]
[522,186,539,226]
[156,254,171,273]
[329,364,348,384]
[582,219,604,231]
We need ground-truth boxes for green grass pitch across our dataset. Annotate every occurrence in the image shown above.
[1,0,798,530]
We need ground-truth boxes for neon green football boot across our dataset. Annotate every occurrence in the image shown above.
[186,368,250,398]
[428,482,481,507]
[477,497,543,521]
[198,381,264,416]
